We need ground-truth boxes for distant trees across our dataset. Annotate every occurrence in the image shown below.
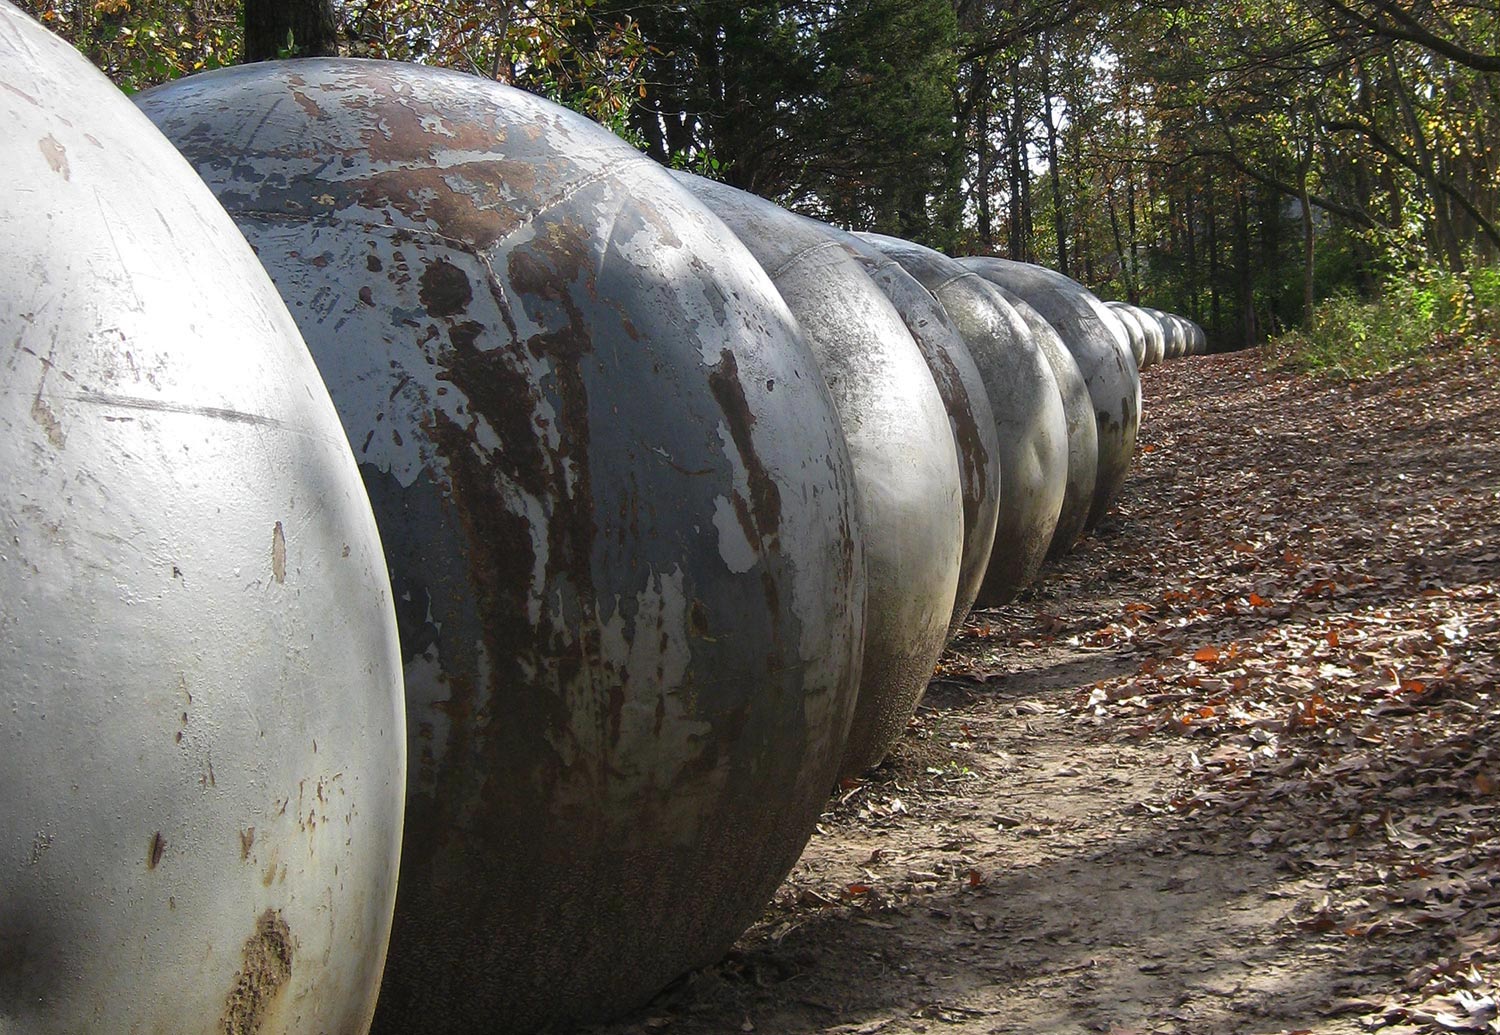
[24,0,1500,345]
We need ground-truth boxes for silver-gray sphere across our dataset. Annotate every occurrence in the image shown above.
[2,15,405,1035]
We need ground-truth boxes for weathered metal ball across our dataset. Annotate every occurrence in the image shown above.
[2,15,405,1035]
[991,287,1101,559]
[674,175,962,777]
[1114,304,1166,368]
[1185,317,1209,354]
[140,60,865,1033]
[959,259,1141,530]
[1104,301,1148,368]
[863,236,1069,602]
[1144,307,1188,359]
[808,222,1002,639]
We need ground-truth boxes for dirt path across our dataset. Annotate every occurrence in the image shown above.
[585,346,1500,1035]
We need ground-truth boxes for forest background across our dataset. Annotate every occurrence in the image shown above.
[20,0,1500,354]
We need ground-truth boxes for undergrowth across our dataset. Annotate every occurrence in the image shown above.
[1267,263,1500,377]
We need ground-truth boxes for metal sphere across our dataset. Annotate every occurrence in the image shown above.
[803,221,1002,640]
[673,174,962,777]
[1104,301,1149,368]
[861,236,1069,604]
[2,15,405,1035]
[958,258,1141,530]
[990,288,1101,559]
[1116,304,1167,368]
[139,60,865,1033]
[1186,318,1209,354]
[1143,307,1188,359]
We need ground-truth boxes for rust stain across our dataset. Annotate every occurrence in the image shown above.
[271,522,286,584]
[219,909,293,1035]
[418,258,473,318]
[239,827,255,860]
[707,349,781,547]
[30,391,65,449]
[147,831,166,870]
[37,134,68,180]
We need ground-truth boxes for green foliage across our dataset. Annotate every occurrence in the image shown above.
[20,0,241,93]
[1268,262,1500,376]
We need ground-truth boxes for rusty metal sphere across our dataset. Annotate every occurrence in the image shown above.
[958,258,1141,530]
[1104,301,1149,368]
[802,221,1001,639]
[139,60,866,1033]
[860,235,1069,604]
[989,287,1100,559]
[673,174,962,777]
[2,16,405,1035]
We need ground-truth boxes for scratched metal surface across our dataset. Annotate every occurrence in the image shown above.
[987,286,1100,561]
[958,257,1143,531]
[0,10,405,1035]
[674,173,963,779]
[862,235,1070,604]
[138,59,865,1034]
[805,220,1001,640]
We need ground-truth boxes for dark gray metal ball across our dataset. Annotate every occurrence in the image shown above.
[674,174,962,777]
[1115,304,1166,367]
[140,60,866,1034]
[991,288,1100,559]
[802,221,1002,639]
[958,258,1141,530]
[1104,301,1149,368]
[862,236,1069,604]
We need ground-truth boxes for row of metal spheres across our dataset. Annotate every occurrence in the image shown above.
[0,8,1208,1034]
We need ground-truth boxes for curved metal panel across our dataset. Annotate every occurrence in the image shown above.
[1117,304,1166,367]
[803,220,1002,639]
[862,235,1069,603]
[1104,301,1148,368]
[958,258,1141,530]
[993,288,1100,559]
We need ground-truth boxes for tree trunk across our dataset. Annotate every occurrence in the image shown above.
[1007,57,1028,260]
[1298,149,1316,329]
[244,0,339,61]
[1236,185,1258,347]
[1038,37,1068,277]
[975,62,994,249]
[1207,170,1222,343]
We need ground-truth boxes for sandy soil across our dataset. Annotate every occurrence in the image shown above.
[583,345,1500,1035]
